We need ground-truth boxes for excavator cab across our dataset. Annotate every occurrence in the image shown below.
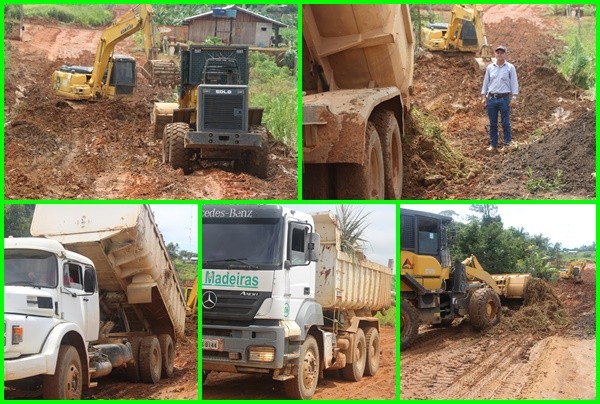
[107,55,136,96]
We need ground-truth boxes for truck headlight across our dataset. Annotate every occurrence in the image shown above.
[12,325,23,344]
[248,346,275,362]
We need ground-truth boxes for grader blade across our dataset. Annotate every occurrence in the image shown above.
[491,274,531,299]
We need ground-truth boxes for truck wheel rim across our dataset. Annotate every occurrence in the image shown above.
[369,149,382,198]
[302,350,317,388]
[66,363,81,399]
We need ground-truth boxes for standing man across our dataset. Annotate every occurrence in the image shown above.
[481,45,519,152]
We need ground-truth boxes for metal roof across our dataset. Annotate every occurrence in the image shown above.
[183,5,287,28]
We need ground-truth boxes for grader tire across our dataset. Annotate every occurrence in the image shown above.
[468,288,501,331]
[400,299,419,351]
[364,327,380,376]
[341,328,367,382]
[335,122,385,199]
[164,122,193,174]
[372,110,403,199]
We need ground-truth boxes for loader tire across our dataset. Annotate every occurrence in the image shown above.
[468,288,501,331]
[163,122,193,174]
[139,336,162,384]
[284,336,319,399]
[400,299,419,350]
[158,334,175,379]
[335,122,385,199]
[364,327,380,376]
[373,110,403,199]
[126,337,142,383]
[43,345,82,399]
[342,328,367,382]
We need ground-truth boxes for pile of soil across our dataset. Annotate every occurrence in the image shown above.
[404,8,595,199]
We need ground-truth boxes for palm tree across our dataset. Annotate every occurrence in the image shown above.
[335,205,371,260]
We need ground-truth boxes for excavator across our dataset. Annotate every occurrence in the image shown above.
[400,208,531,350]
[421,4,493,69]
[185,278,198,317]
[52,5,174,100]
[559,260,587,284]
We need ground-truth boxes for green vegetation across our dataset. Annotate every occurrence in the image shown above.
[335,205,371,257]
[551,9,595,93]
[449,205,594,281]
[249,52,297,148]
[4,205,35,237]
[375,306,396,326]
[22,4,113,26]
[526,167,563,193]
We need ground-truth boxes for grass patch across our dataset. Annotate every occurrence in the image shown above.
[173,258,197,282]
[375,306,396,326]
[23,4,113,27]
[249,52,297,148]
[526,167,563,193]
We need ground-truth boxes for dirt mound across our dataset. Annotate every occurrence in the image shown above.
[404,11,595,199]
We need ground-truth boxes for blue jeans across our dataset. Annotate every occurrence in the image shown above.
[486,97,512,147]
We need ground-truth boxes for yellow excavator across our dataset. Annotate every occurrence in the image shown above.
[421,4,493,69]
[52,5,169,100]
[559,260,587,284]
[400,209,531,349]
[185,277,198,317]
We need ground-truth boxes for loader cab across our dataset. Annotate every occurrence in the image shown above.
[400,208,451,268]
[106,55,136,96]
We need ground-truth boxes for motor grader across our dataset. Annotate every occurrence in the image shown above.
[400,209,530,350]
[559,260,587,283]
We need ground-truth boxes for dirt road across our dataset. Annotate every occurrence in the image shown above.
[203,325,396,399]
[4,16,297,200]
[404,5,595,199]
[400,266,596,399]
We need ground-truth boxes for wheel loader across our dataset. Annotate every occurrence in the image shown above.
[400,209,531,350]
[559,260,587,284]
[420,4,493,69]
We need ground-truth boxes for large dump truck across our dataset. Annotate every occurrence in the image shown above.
[202,205,393,399]
[400,208,531,350]
[4,205,186,399]
[302,4,414,199]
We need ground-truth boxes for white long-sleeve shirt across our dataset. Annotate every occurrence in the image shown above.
[481,61,519,96]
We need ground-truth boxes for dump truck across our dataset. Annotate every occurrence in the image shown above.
[302,4,414,199]
[400,208,530,349]
[4,205,186,399]
[202,205,393,399]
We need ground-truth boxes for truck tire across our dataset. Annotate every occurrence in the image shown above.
[400,299,419,350]
[341,328,367,381]
[335,122,385,199]
[373,110,403,199]
[158,334,175,378]
[163,122,193,174]
[139,336,162,384]
[364,327,380,376]
[42,345,82,399]
[126,337,142,383]
[468,288,501,331]
[284,336,319,400]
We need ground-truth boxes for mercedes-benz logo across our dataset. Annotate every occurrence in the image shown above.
[202,291,217,310]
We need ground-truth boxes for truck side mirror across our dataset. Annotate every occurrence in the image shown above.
[306,232,320,262]
[84,269,96,293]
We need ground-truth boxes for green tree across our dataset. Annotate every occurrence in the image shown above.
[4,205,35,237]
[166,242,180,260]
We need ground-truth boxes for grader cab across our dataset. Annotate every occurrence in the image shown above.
[400,209,530,349]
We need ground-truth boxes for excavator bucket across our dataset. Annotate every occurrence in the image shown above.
[491,274,531,299]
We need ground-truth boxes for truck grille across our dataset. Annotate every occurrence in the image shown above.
[202,290,271,321]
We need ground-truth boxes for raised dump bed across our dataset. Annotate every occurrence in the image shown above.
[30,205,186,339]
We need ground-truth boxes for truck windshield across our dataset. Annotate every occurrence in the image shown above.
[203,218,283,269]
[4,249,58,288]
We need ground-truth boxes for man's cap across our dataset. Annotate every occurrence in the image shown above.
[495,45,507,52]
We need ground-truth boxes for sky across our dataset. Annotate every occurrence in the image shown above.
[150,205,198,254]
[402,204,596,249]
[281,204,397,267]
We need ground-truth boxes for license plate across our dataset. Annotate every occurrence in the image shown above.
[202,338,224,351]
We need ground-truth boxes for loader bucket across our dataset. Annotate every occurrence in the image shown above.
[491,273,531,299]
